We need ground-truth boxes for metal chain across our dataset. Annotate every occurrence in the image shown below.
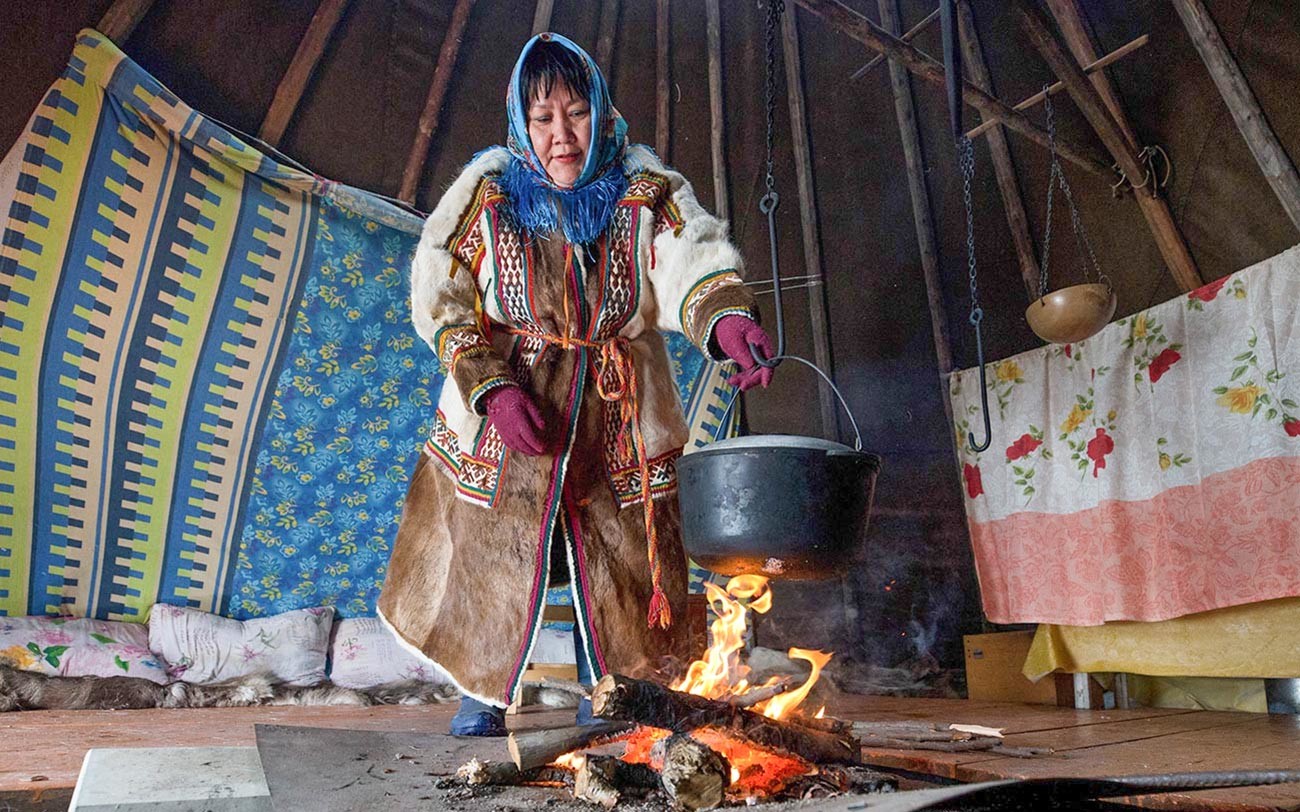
[762,0,785,204]
[959,135,980,327]
[1040,88,1111,296]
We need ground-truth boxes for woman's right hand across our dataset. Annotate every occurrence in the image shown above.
[484,385,548,456]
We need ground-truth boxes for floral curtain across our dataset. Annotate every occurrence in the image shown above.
[950,244,1300,626]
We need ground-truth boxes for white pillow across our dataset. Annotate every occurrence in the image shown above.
[0,616,168,684]
[327,617,453,689]
[148,604,334,686]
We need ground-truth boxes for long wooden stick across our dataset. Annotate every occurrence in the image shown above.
[656,0,670,160]
[965,34,1149,139]
[596,0,621,80]
[781,6,840,439]
[957,0,1040,300]
[258,0,352,147]
[850,8,939,81]
[97,0,156,43]
[877,0,952,379]
[1017,0,1203,292]
[705,0,729,221]
[792,0,1110,177]
[398,0,476,204]
[531,0,555,36]
[1042,0,1138,150]
[1170,0,1300,232]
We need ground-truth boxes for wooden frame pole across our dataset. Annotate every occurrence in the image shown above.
[398,0,476,205]
[850,8,939,81]
[781,6,839,438]
[596,0,621,80]
[956,0,1040,301]
[1017,0,1203,292]
[965,34,1149,140]
[877,0,952,376]
[97,0,157,43]
[1170,0,1300,232]
[655,0,670,160]
[531,0,555,36]
[705,0,729,221]
[258,0,352,147]
[792,0,1112,177]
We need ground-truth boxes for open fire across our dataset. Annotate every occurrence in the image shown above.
[490,574,866,808]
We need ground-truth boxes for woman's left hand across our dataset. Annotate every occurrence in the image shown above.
[714,314,776,391]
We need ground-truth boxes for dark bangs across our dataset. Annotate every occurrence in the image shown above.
[520,40,592,106]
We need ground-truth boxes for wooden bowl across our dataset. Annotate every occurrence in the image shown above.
[1024,283,1117,345]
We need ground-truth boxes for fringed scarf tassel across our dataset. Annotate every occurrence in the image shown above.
[501,156,629,245]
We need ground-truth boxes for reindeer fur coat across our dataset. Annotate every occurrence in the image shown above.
[378,145,756,707]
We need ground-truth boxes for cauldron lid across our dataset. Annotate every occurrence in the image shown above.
[686,433,862,455]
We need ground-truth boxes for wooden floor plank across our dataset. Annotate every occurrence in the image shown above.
[2,696,1296,812]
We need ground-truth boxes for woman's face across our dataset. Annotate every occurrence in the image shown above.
[527,80,591,188]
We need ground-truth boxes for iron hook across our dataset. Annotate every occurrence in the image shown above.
[967,307,992,453]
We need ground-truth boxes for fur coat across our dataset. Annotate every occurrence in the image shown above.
[378,145,756,707]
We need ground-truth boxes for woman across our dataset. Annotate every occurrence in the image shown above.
[378,33,774,736]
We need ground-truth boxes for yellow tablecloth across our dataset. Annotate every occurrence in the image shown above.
[1024,597,1300,681]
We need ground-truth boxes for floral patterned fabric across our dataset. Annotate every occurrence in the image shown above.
[0,616,167,683]
[148,603,334,685]
[951,244,1300,626]
[227,198,722,621]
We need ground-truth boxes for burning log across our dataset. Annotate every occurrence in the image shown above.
[731,677,796,708]
[573,755,660,808]
[541,676,592,699]
[455,758,573,787]
[654,733,730,811]
[590,674,860,765]
[507,721,633,771]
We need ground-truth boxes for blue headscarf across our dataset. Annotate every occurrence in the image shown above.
[501,33,629,245]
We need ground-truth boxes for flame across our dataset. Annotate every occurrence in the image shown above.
[669,575,831,722]
[757,648,832,720]
[552,752,586,770]
[620,576,837,798]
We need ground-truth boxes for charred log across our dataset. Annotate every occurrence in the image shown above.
[590,674,859,765]
[654,733,730,811]
[573,755,660,808]
[507,721,633,771]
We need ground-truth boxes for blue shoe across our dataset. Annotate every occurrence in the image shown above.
[450,696,507,737]
[575,696,598,727]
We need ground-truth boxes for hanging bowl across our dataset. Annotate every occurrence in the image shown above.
[1025,283,1117,345]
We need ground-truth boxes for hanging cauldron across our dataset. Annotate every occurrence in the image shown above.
[677,433,880,580]
[675,0,880,580]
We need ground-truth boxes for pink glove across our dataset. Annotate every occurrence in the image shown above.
[484,385,548,456]
[713,314,775,391]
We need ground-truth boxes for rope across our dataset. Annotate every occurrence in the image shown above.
[505,325,672,629]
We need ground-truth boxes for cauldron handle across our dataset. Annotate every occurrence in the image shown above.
[713,352,863,452]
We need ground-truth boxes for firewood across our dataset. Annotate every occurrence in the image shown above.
[590,674,859,765]
[507,721,633,771]
[858,735,1006,752]
[730,678,796,708]
[573,755,660,808]
[455,758,573,786]
[655,733,730,810]
[851,720,976,742]
[844,765,899,793]
[541,676,592,699]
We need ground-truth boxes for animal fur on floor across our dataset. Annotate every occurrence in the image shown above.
[0,664,458,711]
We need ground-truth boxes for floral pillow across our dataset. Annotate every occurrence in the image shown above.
[0,616,168,684]
[148,604,334,686]
[327,617,453,689]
